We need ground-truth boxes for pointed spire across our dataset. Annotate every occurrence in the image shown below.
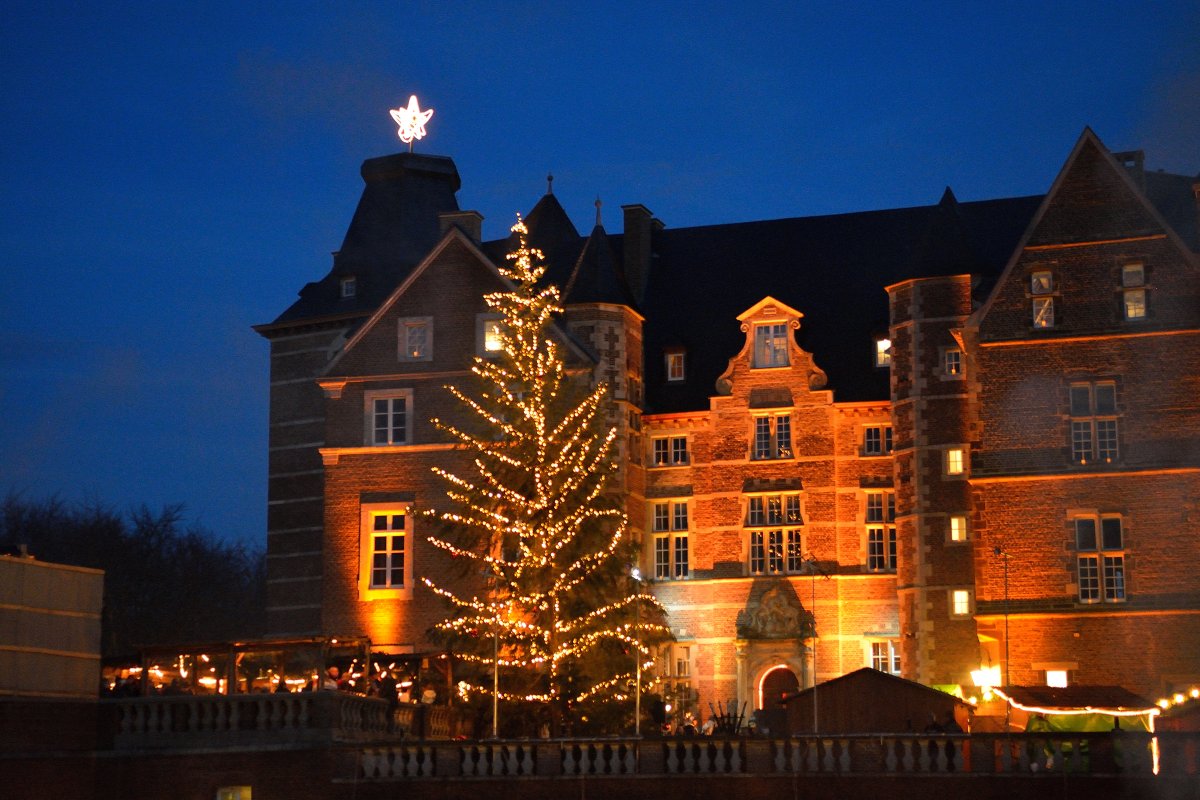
[939,186,958,207]
[595,196,603,227]
[547,172,554,195]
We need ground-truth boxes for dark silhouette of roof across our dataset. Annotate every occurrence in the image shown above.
[564,224,636,307]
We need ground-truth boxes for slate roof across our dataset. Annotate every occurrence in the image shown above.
[261,145,1198,414]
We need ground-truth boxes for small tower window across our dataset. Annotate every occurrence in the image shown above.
[666,351,686,381]
[340,276,357,299]
[875,338,892,368]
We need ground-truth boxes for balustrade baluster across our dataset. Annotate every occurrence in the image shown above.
[838,738,850,772]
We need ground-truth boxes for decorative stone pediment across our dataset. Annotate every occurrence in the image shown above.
[736,581,815,640]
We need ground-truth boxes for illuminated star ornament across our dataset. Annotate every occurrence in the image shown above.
[389,95,434,152]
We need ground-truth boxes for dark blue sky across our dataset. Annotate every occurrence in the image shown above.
[2,2,1197,547]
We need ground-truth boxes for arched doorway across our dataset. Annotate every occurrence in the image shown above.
[759,665,800,710]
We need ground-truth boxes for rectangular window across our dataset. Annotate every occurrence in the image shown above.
[368,392,412,446]
[398,317,433,361]
[875,338,892,368]
[746,493,803,575]
[1122,262,1147,320]
[943,348,963,377]
[653,500,689,580]
[359,503,413,600]
[1076,516,1125,603]
[871,641,901,676]
[666,352,686,381]
[945,448,965,476]
[949,515,968,543]
[477,314,506,356]
[1031,271,1054,294]
[863,425,894,456]
[754,323,790,368]
[866,491,897,572]
[340,277,357,298]
[1033,296,1055,329]
[1045,670,1069,688]
[652,436,689,466]
[753,414,793,460]
[951,589,972,617]
[1070,382,1118,465]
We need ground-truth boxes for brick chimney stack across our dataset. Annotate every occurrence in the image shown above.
[621,204,661,305]
[439,210,483,243]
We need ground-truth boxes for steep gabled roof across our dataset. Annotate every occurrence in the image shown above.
[564,224,636,307]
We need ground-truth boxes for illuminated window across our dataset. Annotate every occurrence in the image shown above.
[863,425,893,456]
[651,501,689,580]
[365,390,412,446]
[651,435,689,466]
[1069,382,1118,465]
[359,503,413,600]
[666,351,686,381]
[340,277,357,298]
[746,494,804,575]
[477,314,506,356]
[949,515,968,543]
[875,338,892,368]
[753,323,790,368]
[871,641,901,675]
[1031,270,1055,329]
[865,491,896,572]
[950,589,972,617]
[943,348,963,377]
[398,317,432,361]
[752,414,792,460]
[657,643,695,716]
[217,788,253,800]
[945,447,966,476]
[1122,262,1147,320]
[1045,670,1069,688]
[1076,516,1125,603]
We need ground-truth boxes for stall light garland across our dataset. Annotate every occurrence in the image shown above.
[421,217,668,710]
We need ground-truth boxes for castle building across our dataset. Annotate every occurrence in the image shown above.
[255,129,1200,713]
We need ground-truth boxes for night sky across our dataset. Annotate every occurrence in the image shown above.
[2,2,1197,548]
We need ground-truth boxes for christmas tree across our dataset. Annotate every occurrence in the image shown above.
[422,216,668,733]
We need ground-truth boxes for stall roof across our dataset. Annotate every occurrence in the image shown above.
[996,685,1157,712]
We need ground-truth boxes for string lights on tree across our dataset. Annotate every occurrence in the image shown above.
[421,217,668,732]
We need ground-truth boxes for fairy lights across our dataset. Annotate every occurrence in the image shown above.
[422,216,669,715]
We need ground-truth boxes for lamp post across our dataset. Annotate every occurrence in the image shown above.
[994,546,1010,730]
[631,567,642,737]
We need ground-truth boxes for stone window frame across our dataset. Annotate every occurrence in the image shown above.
[358,502,414,601]
[941,347,964,379]
[944,447,967,478]
[744,492,805,576]
[949,589,973,618]
[947,514,970,544]
[340,276,357,299]
[650,499,690,580]
[863,490,897,573]
[752,322,790,369]
[1073,513,1126,604]
[650,434,690,467]
[665,350,686,382]
[397,316,433,362]
[1068,381,1119,466]
[751,412,793,460]
[364,388,413,447]
[868,639,902,676]
[862,424,894,457]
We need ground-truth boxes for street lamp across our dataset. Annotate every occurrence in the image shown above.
[994,546,1010,730]
[631,567,642,737]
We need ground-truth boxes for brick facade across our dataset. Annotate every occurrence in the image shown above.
[259,129,1199,711]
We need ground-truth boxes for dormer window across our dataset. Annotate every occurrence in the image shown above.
[753,323,789,368]
[340,276,357,299]
[874,338,892,368]
[666,351,686,382]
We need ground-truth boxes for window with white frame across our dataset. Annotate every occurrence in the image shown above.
[875,338,892,368]
[366,390,412,446]
[398,317,432,361]
[1121,262,1146,321]
[942,348,963,377]
[340,276,357,298]
[1031,270,1055,329]
[865,491,897,572]
[870,640,901,675]
[945,447,966,476]
[949,514,969,543]
[358,503,413,600]
[657,643,696,715]
[651,500,689,580]
[863,424,893,456]
[752,413,792,460]
[1075,515,1125,603]
[753,323,790,368]
[950,589,972,617]
[1069,382,1118,465]
[666,351,686,381]
[651,435,689,467]
[746,494,804,575]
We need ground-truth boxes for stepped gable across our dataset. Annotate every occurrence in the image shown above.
[563,223,636,307]
[640,195,1043,413]
[267,153,461,328]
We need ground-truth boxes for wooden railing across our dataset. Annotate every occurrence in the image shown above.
[356,732,1200,780]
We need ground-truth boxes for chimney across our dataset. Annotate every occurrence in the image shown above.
[622,204,659,305]
[439,210,483,243]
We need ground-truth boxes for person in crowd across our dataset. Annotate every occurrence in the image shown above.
[322,665,340,691]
